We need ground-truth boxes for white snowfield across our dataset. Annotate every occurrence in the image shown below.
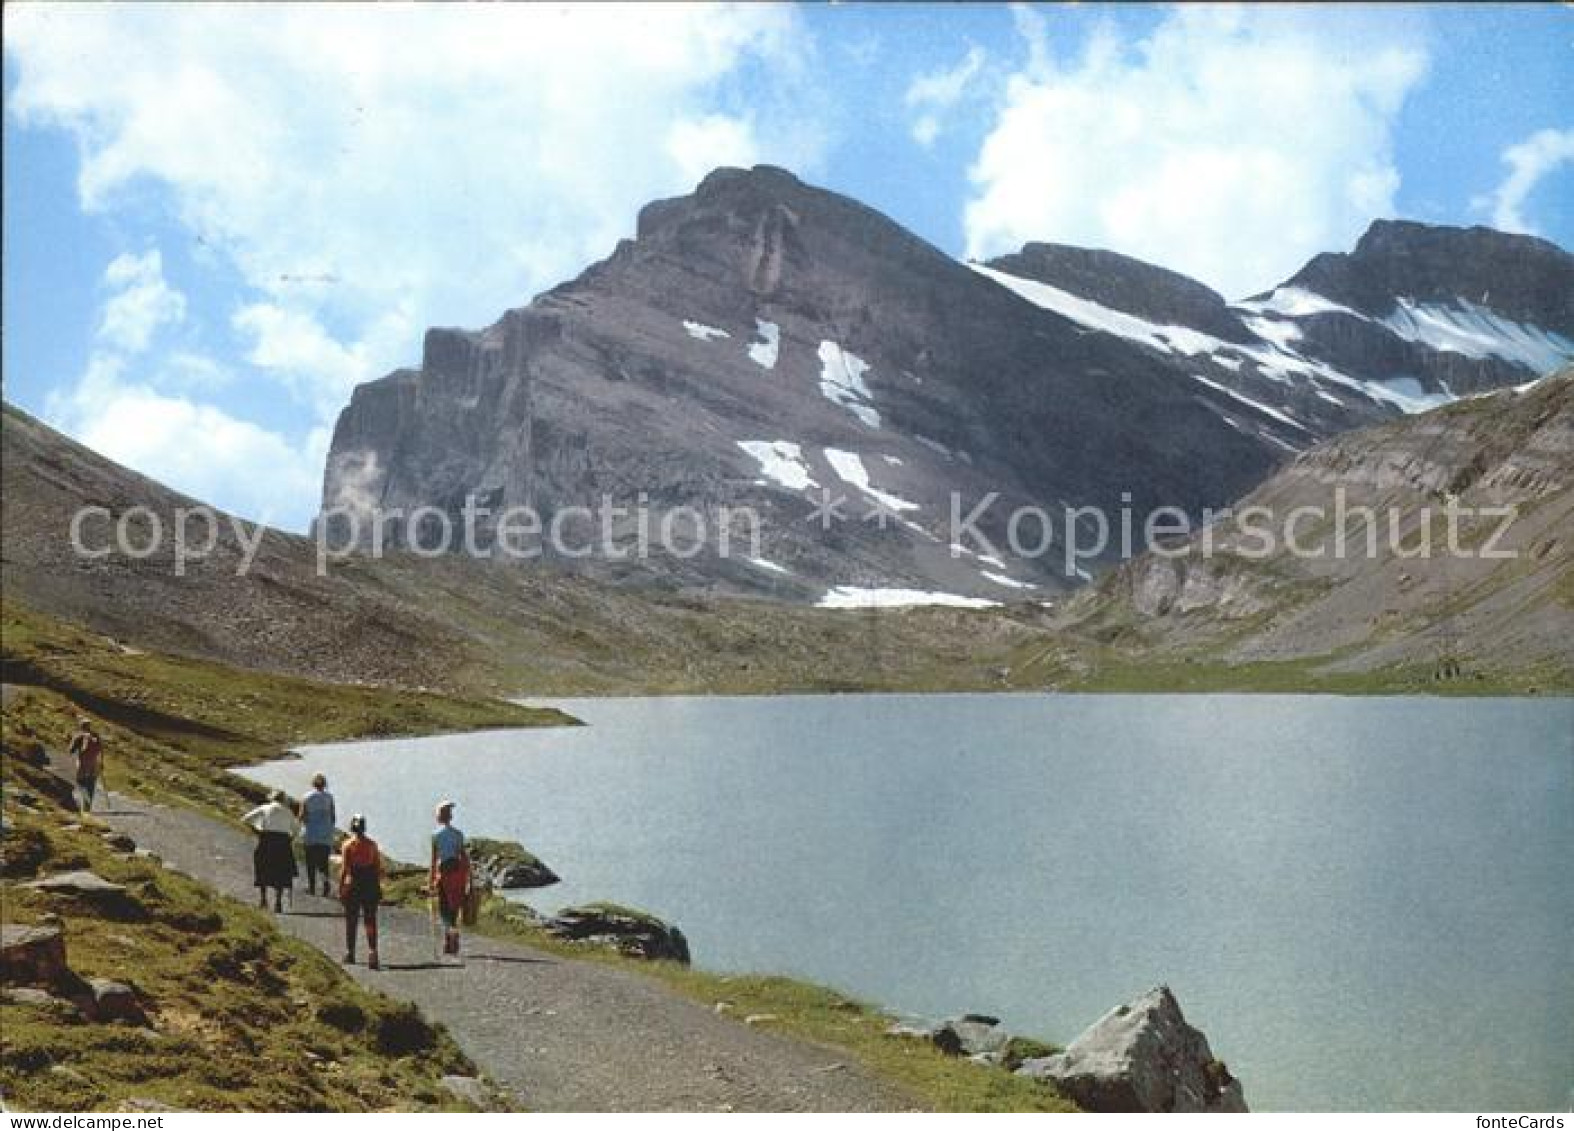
[736,440,818,491]
[974,262,1570,419]
[818,340,882,428]
[748,320,780,369]
[971,263,1222,356]
[816,586,1000,610]
[824,448,919,514]
[682,319,730,342]
[1381,298,1574,372]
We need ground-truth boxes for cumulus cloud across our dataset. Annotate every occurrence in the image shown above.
[905,45,987,148]
[1475,127,1574,235]
[667,114,762,187]
[4,3,813,404]
[6,3,818,527]
[46,353,326,530]
[97,251,185,353]
[963,5,1429,298]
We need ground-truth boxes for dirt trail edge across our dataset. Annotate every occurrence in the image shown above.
[96,792,910,1112]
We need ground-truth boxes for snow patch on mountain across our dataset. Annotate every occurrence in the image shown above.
[971,263,1221,357]
[1236,287,1370,321]
[818,340,881,428]
[747,556,792,576]
[817,586,1000,610]
[683,320,730,342]
[1191,374,1309,432]
[1381,299,1574,372]
[748,320,780,368]
[737,440,818,491]
[982,570,1037,590]
[824,448,919,513]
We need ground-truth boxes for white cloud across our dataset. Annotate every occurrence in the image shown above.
[46,354,325,530]
[905,45,987,148]
[5,2,816,416]
[97,250,185,353]
[667,114,761,187]
[5,3,820,528]
[1475,127,1574,235]
[963,6,1429,298]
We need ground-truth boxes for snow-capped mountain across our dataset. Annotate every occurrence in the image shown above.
[979,220,1574,451]
[321,167,1572,603]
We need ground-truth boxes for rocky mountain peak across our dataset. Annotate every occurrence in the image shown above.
[1280,218,1574,328]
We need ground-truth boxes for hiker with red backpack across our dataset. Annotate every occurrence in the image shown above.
[67,719,105,812]
[429,800,471,959]
[339,814,383,970]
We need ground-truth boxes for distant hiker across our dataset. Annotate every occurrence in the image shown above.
[298,773,337,897]
[242,790,298,912]
[338,814,382,970]
[67,719,104,812]
[429,800,471,958]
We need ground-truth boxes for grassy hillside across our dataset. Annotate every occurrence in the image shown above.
[1,697,499,1111]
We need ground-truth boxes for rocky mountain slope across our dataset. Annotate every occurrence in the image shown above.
[1062,372,1574,682]
[0,404,1049,695]
[322,167,1573,603]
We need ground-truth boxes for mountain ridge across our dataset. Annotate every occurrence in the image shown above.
[322,167,1574,602]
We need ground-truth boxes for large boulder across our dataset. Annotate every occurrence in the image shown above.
[544,903,690,964]
[467,837,559,890]
[0,923,68,985]
[1017,986,1247,1112]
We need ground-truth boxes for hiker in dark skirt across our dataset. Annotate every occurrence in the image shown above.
[339,815,382,970]
[429,800,471,958]
[242,790,298,912]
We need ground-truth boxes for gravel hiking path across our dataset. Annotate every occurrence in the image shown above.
[73,783,909,1111]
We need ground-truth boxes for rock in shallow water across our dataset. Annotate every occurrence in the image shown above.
[1017,985,1247,1112]
[467,837,560,890]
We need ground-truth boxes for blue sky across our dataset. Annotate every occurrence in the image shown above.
[4,2,1570,531]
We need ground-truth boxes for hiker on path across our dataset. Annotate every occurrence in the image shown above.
[298,773,337,897]
[67,719,104,812]
[429,800,471,958]
[242,790,298,912]
[338,814,383,970]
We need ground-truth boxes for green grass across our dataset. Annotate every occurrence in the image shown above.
[1,600,573,823]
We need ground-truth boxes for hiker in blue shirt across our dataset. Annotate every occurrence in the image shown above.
[298,773,337,898]
[429,800,471,958]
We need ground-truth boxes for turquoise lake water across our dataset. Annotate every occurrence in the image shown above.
[240,693,1574,1111]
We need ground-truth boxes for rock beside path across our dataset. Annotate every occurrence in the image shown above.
[544,903,691,965]
[1016,986,1247,1113]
